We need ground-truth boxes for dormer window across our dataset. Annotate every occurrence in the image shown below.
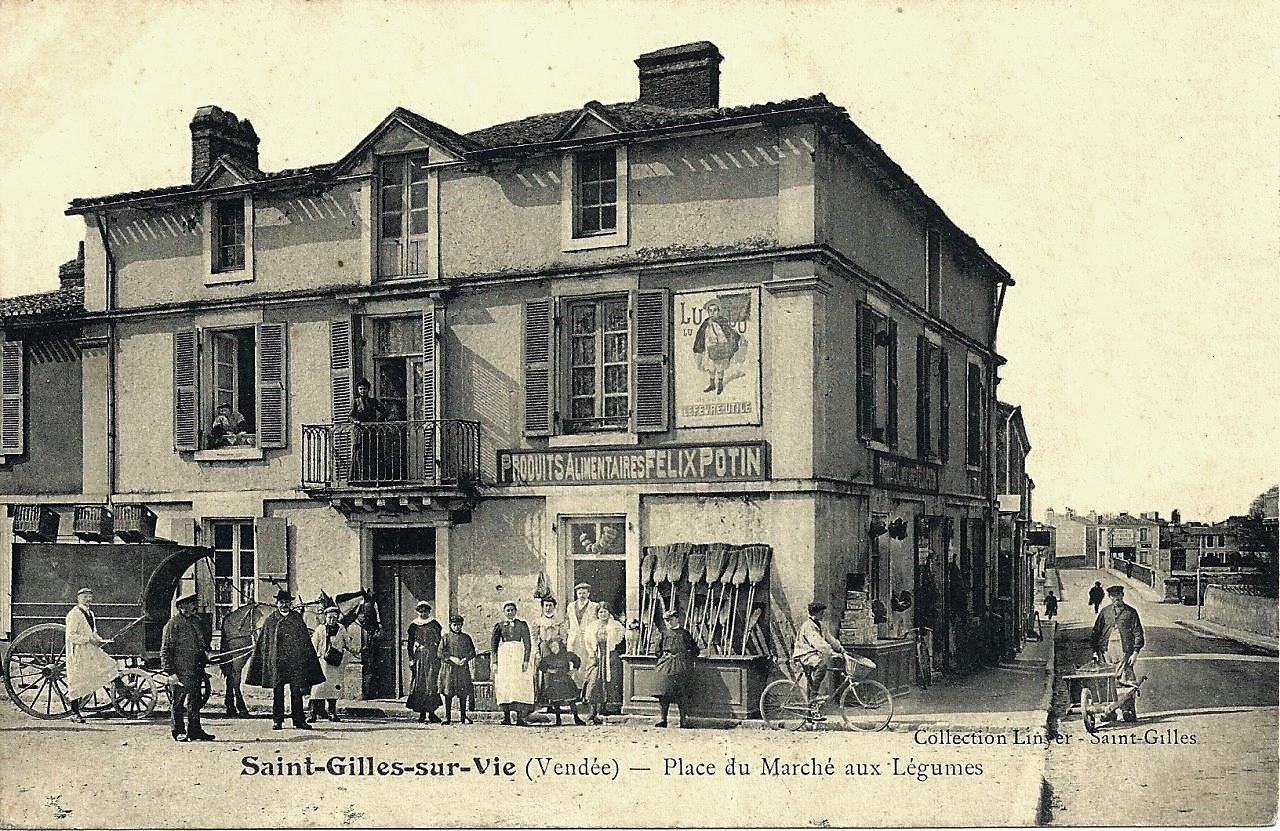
[215,199,245,272]
[379,154,430,278]
[574,149,618,236]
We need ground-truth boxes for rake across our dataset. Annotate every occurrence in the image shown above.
[725,547,750,654]
[683,545,707,629]
[738,545,772,654]
[639,547,660,651]
[698,543,730,647]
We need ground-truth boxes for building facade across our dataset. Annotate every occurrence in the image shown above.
[1044,507,1097,568]
[1,42,1017,697]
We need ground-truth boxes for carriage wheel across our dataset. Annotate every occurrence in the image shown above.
[1080,687,1096,734]
[3,623,73,719]
[79,686,117,714]
[112,669,158,720]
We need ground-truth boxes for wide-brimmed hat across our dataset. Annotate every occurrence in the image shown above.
[175,592,198,606]
[807,602,828,616]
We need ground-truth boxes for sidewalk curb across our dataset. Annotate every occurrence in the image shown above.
[1026,618,1057,827]
[1175,619,1279,655]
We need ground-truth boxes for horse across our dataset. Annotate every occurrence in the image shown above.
[216,588,381,717]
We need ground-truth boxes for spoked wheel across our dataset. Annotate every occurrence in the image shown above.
[759,679,810,731]
[3,623,73,719]
[79,686,118,714]
[1080,687,1096,734]
[840,679,894,731]
[112,669,158,719]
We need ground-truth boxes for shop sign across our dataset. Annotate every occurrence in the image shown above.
[497,442,768,486]
[873,452,940,494]
[673,288,761,427]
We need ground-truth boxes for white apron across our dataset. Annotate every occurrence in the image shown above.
[493,640,535,706]
[64,607,120,700]
[310,624,350,700]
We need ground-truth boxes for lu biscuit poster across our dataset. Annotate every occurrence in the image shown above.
[673,288,761,428]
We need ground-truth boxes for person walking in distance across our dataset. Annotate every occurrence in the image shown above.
[246,589,327,730]
[1088,581,1105,615]
[161,592,214,741]
[1044,591,1059,620]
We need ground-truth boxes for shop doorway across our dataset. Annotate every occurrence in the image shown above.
[369,527,435,699]
[563,517,627,618]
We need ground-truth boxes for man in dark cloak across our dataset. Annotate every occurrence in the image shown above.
[246,589,326,730]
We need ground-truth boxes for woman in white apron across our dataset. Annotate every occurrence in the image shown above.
[64,588,121,722]
[309,606,354,722]
[490,602,535,726]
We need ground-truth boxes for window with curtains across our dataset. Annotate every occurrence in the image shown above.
[566,296,630,432]
[211,520,255,628]
[857,303,898,447]
[379,154,430,278]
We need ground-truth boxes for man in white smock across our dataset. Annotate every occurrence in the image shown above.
[64,588,121,722]
[565,582,599,686]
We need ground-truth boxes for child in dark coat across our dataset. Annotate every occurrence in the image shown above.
[538,639,585,726]
[437,615,476,725]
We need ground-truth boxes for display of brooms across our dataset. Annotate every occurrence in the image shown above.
[637,542,773,656]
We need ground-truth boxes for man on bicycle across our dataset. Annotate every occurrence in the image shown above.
[793,602,847,695]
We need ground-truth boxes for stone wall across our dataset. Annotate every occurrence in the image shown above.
[1203,585,1278,640]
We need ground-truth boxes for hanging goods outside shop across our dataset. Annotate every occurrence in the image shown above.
[683,546,708,628]
[639,549,659,650]
[698,543,731,646]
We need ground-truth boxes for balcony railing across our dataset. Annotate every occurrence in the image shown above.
[302,420,480,490]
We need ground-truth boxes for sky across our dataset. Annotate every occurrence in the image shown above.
[0,0,1276,521]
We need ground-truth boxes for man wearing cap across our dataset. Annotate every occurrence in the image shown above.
[653,608,700,727]
[1090,585,1145,721]
[565,582,599,686]
[246,589,327,730]
[162,592,214,741]
[793,601,847,696]
[64,588,120,723]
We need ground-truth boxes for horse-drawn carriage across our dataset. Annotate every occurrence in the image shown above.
[3,541,218,719]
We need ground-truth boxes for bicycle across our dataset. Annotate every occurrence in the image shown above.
[759,652,894,731]
[903,627,933,689]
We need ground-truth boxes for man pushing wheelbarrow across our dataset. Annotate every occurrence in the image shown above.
[1074,584,1146,731]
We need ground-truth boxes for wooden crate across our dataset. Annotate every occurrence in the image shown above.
[12,505,59,542]
[114,504,158,542]
[470,681,496,712]
[73,505,114,542]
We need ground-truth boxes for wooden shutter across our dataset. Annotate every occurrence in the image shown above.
[0,340,23,455]
[856,304,874,438]
[173,330,199,451]
[966,362,982,465]
[916,336,929,460]
[522,298,555,437]
[254,517,288,600]
[939,348,950,462]
[885,317,898,448]
[632,288,670,433]
[421,303,444,422]
[330,319,355,477]
[256,322,287,449]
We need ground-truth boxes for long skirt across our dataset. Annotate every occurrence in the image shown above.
[437,661,473,699]
[581,647,623,708]
[493,641,535,710]
[406,657,442,713]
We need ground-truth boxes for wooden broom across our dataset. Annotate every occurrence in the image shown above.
[639,546,660,651]
[711,547,741,654]
[698,543,730,647]
[662,543,689,614]
[725,547,751,654]
[683,545,707,629]
[739,545,773,654]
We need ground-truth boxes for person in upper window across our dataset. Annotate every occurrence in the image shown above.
[209,402,247,447]
[350,379,390,423]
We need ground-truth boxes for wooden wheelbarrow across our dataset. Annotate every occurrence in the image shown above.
[1064,662,1149,734]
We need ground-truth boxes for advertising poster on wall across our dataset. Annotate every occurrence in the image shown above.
[673,288,761,428]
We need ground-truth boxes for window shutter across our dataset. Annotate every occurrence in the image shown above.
[885,318,898,448]
[421,304,444,422]
[330,319,355,478]
[966,363,981,465]
[0,340,23,455]
[916,336,928,459]
[632,288,670,433]
[522,298,555,437]
[256,322,287,449]
[939,348,950,462]
[856,304,874,438]
[254,517,288,600]
[173,330,199,451]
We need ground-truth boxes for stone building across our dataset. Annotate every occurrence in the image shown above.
[1044,507,1097,568]
[1,42,1018,697]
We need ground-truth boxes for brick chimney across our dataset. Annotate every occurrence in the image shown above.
[635,41,723,109]
[190,105,260,182]
[58,242,85,291]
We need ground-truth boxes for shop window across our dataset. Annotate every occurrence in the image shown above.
[565,517,627,617]
[211,520,255,629]
[378,154,430,278]
[857,303,898,447]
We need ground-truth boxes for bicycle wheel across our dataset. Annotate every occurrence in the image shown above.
[840,679,894,731]
[759,679,809,731]
[915,642,931,689]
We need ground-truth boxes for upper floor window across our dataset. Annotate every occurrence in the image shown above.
[210,328,256,447]
[925,228,942,317]
[574,149,618,237]
[965,359,986,468]
[857,302,898,447]
[215,199,245,272]
[379,154,429,277]
[916,335,948,462]
[1140,527,1149,542]
[566,296,630,432]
